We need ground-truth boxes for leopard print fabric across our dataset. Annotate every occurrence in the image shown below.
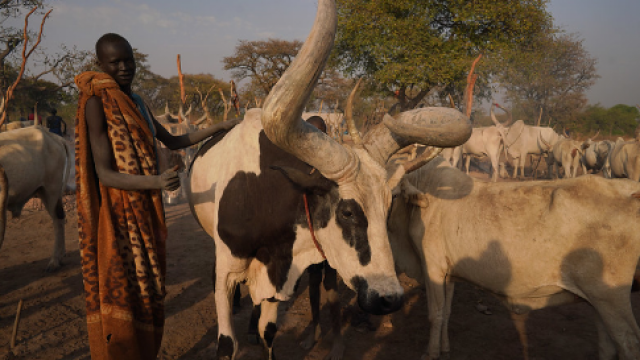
[75,72,167,360]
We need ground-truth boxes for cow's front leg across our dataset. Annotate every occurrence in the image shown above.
[258,299,279,360]
[214,270,237,360]
[422,265,448,360]
[300,263,323,350]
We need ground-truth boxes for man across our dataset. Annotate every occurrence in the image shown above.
[46,109,66,136]
[75,33,238,360]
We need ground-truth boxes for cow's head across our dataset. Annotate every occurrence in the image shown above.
[260,0,471,315]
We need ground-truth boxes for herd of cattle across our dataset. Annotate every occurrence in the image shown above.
[1,1,640,360]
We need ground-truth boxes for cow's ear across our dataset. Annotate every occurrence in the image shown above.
[270,165,335,195]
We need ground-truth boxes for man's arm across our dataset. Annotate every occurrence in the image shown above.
[154,118,240,150]
[85,96,180,191]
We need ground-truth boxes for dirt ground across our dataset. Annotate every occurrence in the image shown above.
[1,172,639,360]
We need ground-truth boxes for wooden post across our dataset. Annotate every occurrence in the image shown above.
[10,299,24,349]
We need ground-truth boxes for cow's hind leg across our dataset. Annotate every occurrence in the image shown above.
[258,299,279,360]
[42,192,66,272]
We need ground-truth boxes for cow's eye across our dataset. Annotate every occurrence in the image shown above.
[341,210,353,218]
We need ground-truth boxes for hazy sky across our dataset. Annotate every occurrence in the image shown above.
[21,0,640,107]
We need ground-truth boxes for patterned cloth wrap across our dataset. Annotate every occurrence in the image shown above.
[74,71,167,360]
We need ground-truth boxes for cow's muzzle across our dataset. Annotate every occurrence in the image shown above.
[351,276,404,315]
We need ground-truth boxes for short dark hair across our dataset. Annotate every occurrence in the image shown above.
[306,116,327,133]
[50,108,57,115]
[95,33,131,60]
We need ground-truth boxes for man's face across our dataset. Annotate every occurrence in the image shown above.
[97,41,136,88]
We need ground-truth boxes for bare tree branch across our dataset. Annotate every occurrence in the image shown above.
[0,6,51,126]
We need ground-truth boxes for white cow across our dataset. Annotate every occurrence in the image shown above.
[387,156,640,360]
[605,138,640,181]
[459,104,514,182]
[0,126,72,271]
[549,137,584,178]
[581,137,613,175]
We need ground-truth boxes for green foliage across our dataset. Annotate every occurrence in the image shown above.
[334,0,552,110]
[577,104,639,137]
[223,38,302,95]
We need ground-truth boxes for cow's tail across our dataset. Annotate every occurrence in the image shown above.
[0,164,8,250]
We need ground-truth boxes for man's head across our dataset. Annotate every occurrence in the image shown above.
[306,116,327,134]
[95,33,136,90]
[50,109,57,115]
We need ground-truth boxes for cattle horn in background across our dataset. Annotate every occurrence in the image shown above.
[536,107,543,127]
[345,78,364,146]
[491,103,513,127]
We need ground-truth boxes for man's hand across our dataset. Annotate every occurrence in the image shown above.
[158,165,181,191]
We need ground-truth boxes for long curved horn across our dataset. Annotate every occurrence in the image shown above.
[261,0,353,180]
[563,128,569,138]
[590,130,600,141]
[362,107,471,165]
[490,103,500,126]
[345,78,364,146]
[495,103,513,126]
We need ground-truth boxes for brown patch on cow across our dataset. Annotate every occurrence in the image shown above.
[571,148,578,158]
[632,192,640,199]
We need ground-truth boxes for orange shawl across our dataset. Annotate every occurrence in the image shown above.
[75,72,167,360]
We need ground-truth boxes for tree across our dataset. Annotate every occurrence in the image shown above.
[223,38,302,95]
[497,31,599,129]
[576,104,638,137]
[0,5,50,125]
[333,0,552,111]
[0,1,44,88]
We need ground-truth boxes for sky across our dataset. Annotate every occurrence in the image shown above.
[14,0,640,108]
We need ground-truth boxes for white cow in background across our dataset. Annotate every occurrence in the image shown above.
[459,104,515,181]
[605,138,640,181]
[0,126,72,271]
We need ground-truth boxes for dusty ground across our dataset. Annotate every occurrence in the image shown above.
[1,180,639,360]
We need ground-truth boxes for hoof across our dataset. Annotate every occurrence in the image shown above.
[45,260,62,273]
